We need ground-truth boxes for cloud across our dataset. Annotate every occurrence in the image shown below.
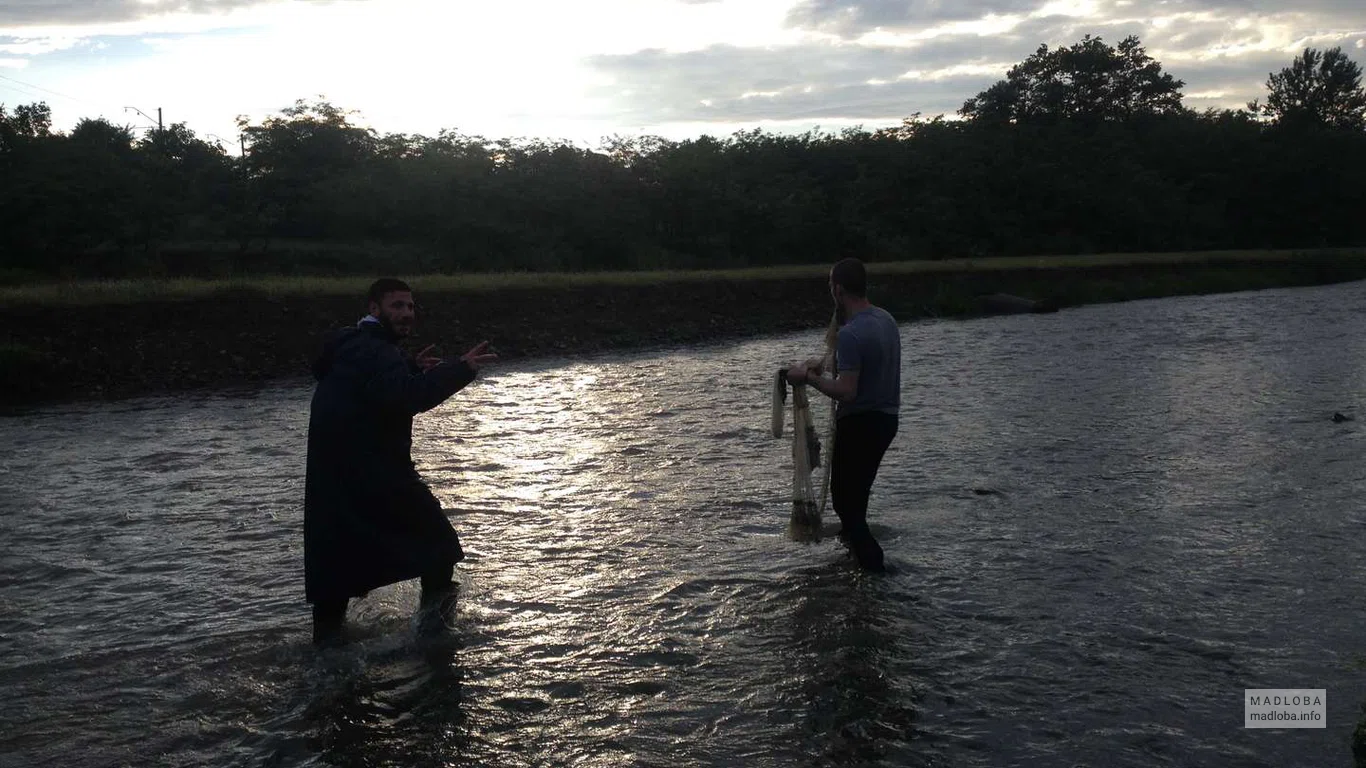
[0,0,271,27]
[4,0,1363,140]
[0,1,302,67]
[785,0,1366,39]
[0,37,83,55]
[589,41,1016,124]
[589,2,1366,128]
[786,0,1050,36]
[1123,0,1361,16]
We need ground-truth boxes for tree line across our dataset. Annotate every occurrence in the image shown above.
[2,37,1364,280]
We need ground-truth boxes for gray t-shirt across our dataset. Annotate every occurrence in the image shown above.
[835,306,901,419]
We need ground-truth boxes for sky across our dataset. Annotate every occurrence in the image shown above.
[1,0,1364,149]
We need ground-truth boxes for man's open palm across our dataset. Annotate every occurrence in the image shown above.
[461,341,498,371]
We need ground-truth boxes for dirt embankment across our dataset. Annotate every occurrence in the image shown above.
[4,256,1365,407]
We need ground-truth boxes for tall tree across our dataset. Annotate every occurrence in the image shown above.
[0,101,53,153]
[236,99,378,238]
[1251,47,1366,130]
[961,35,1186,123]
[237,99,377,178]
[69,118,135,150]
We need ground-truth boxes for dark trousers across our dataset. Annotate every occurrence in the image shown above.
[312,566,455,645]
[831,412,898,572]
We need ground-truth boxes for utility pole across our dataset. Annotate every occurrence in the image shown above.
[208,132,246,158]
[123,105,166,255]
[124,105,161,130]
[123,105,163,147]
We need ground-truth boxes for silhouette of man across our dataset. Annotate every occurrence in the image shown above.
[787,258,901,572]
[304,278,497,645]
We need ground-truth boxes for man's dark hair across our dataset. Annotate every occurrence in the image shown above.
[830,258,867,297]
[367,278,412,306]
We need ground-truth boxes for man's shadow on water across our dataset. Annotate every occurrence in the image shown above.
[293,636,474,768]
[787,564,924,767]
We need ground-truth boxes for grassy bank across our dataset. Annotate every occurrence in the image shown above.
[2,248,1365,406]
[3,248,1360,307]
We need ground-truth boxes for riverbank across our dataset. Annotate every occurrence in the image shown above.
[3,249,1365,407]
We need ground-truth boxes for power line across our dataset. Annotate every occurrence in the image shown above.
[0,71,115,110]
[0,70,251,150]
[0,79,51,103]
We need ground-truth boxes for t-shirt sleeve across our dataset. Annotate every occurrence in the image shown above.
[836,326,861,374]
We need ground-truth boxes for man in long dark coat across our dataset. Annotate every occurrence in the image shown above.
[305,278,496,645]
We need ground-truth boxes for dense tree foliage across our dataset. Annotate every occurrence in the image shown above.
[960,35,1186,124]
[1,39,1364,280]
[1250,46,1366,131]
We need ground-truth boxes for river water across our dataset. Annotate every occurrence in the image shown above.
[3,282,1366,767]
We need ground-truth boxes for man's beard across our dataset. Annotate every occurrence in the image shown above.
[379,314,411,336]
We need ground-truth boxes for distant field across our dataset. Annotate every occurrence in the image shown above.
[3,248,1363,306]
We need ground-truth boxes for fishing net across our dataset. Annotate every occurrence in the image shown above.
[771,313,839,539]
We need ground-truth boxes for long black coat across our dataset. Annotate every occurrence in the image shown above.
[304,321,476,604]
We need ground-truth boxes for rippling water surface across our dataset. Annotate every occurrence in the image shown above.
[4,282,1366,767]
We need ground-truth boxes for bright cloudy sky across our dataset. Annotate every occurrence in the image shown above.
[1,0,1363,147]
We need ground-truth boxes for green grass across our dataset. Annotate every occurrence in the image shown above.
[3,248,1363,307]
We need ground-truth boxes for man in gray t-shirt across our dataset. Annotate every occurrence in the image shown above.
[835,305,901,420]
[786,258,900,572]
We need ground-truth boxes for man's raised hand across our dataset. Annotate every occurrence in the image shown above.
[461,341,499,371]
[416,344,443,372]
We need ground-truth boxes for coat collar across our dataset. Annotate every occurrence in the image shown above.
[357,316,400,344]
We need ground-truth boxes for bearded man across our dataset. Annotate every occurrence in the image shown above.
[304,278,496,645]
